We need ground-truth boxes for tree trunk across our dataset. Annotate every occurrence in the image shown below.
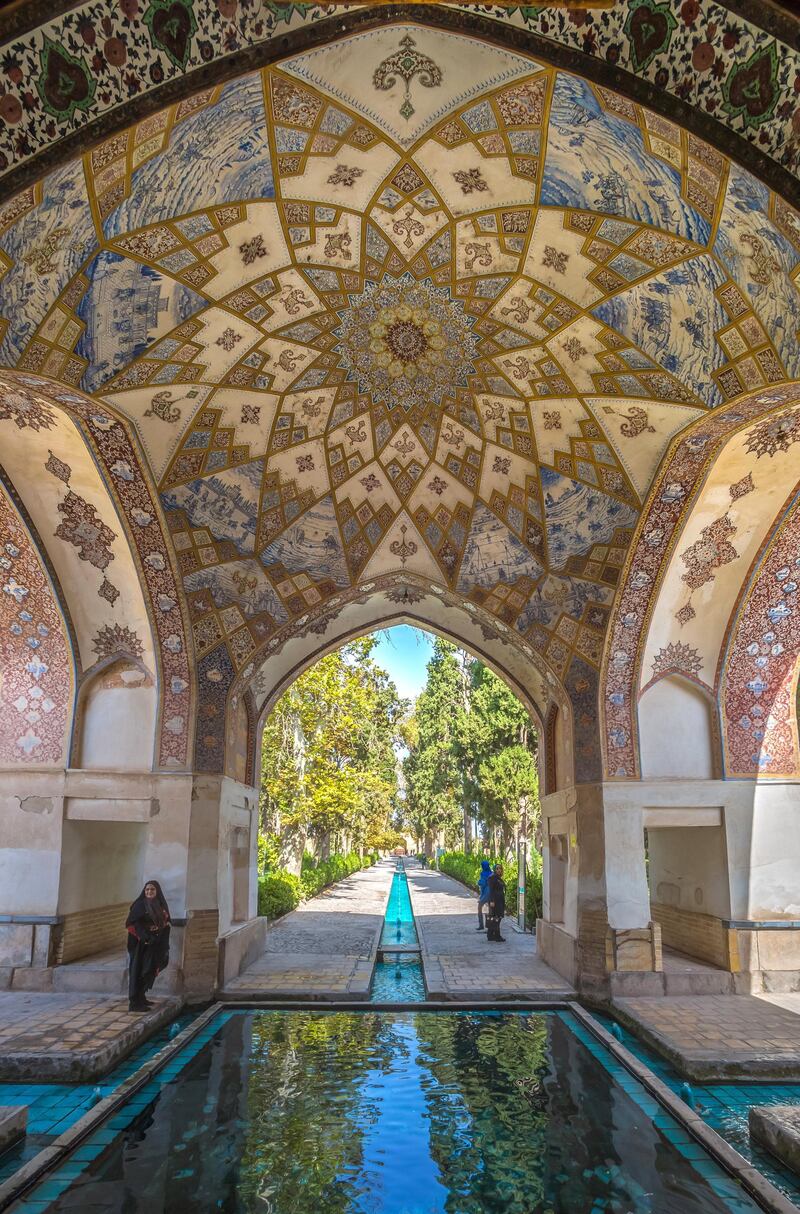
[318,832,331,863]
[464,803,472,854]
[279,825,306,876]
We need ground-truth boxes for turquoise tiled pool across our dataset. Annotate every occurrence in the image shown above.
[0,1011,197,1185]
[0,1009,771,1213]
[595,1011,800,1205]
[371,866,426,1002]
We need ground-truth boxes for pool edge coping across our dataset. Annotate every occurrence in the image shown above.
[0,1001,222,1213]
[0,999,793,1214]
[569,1002,798,1214]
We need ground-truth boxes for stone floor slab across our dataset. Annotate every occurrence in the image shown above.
[613,994,800,1081]
[0,992,180,1081]
[749,1104,800,1176]
[406,866,575,1001]
[223,861,394,1000]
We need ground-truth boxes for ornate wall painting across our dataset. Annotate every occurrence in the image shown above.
[75,252,207,394]
[713,163,800,382]
[103,76,275,241]
[281,27,537,151]
[0,482,73,766]
[721,490,800,778]
[0,400,156,674]
[641,412,800,693]
[593,256,729,409]
[541,71,711,245]
[591,397,704,501]
[1,3,798,199]
[0,370,193,770]
[602,383,800,780]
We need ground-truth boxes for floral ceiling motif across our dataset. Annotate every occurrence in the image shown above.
[334,276,478,412]
[1,23,799,777]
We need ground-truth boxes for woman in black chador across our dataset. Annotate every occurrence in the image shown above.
[126,880,170,1012]
[487,863,507,943]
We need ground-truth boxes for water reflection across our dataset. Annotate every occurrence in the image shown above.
[19,1012,759,1214]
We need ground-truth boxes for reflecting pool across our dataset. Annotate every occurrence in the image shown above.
[371,866,426,1003]
[8,1010,762,1214]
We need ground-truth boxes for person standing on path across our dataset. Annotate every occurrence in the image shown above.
[126,880,171,1012]
[476,859,492,931]
[487,863,507,942]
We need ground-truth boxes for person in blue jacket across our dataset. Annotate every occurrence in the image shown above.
[476,859,492,931]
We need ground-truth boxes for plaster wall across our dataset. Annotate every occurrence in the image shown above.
[79,679,157,771]
[646,825,730,920]
[638,678,715,780]
[217,776,259,937]
[0,769,65,916]
[187,774,258,936]
[737,783,800,919]
[58,819,145,915]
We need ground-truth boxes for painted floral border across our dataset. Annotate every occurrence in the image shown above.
[0,2,797,199]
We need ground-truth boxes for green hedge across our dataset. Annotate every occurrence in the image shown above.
[439,850,542,929]
[258,870,301,919]
[258,851,378,920]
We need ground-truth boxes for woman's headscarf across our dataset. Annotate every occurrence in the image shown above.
[127,880,170,929]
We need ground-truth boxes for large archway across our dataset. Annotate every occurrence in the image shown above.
[0,10,798,1000]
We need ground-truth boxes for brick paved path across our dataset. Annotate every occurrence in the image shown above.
[0,992,178,1081]
[613,994,800,1081]
[224,861,394,1000]
[406,865,575,1001]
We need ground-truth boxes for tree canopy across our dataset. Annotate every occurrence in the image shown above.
[260,636,407,872]
[402,638,538,854]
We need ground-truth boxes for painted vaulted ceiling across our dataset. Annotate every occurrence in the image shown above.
[0,21,799,776]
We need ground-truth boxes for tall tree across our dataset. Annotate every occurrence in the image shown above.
[402,638,465,853]
[260,637,407,872]
[403,643,539,856]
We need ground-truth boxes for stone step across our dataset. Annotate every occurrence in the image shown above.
[52,963,127,995]
[610,968,736,998]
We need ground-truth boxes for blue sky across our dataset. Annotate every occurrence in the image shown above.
[371,625,434,704]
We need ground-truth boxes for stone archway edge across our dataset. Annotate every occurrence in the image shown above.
[0,3,798,207]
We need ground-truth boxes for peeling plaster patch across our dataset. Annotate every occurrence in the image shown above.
[17,795,53,814]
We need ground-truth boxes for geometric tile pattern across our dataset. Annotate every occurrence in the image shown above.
[0,25,798,779]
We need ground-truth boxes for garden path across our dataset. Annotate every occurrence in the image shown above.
[223,861,394,1000]
[406,865,576,1001]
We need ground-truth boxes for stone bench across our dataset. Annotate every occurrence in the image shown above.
[0,1106,27,1151]
[749,1105,800,1175]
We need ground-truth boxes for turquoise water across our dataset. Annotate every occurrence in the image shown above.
[4,1010,763,1214]
[596,1012,800,1205]
[0,1012,196,1185]
[379,867,417,948]
[371,867,426,1003]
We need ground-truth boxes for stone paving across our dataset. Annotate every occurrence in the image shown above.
[0,992,179,1081]
[406,866,575,1001]
[612,993,800,1081]
[223,861,395,1000]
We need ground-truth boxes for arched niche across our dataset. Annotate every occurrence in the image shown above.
[638,674,718,781]
[75,657,157,771]
[226,581,568,793]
